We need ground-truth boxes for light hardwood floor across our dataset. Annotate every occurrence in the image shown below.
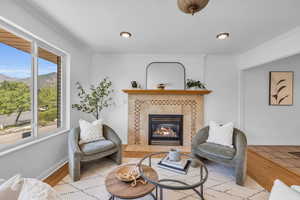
[248,146,300,191]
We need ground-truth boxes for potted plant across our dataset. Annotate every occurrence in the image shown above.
[186,79,207,90]
[72,78,113,120]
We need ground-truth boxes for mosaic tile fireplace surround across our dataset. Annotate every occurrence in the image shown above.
[124,90,210,146]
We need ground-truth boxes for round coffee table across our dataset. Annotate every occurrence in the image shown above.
[138,152,208,200]
[105,164,159,200]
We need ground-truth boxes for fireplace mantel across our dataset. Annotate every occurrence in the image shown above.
[122,89,212,95]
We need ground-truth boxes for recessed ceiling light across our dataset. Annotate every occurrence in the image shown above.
[216,32,230,40]
[120,31,132,39]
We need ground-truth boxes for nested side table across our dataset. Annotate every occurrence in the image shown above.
[105,164,159,200]
[138,152,208,200]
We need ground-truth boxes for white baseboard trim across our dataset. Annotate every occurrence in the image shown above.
[37,157,68,181]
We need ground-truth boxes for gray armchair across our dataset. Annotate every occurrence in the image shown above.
[68,124,122,181]
[192,126,247,186]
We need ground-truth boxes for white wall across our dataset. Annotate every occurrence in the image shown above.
[0,0,91,179]
[238,26,300,70]
[89,54,239,143]
[205,55,239,125]
[243,54,300,145]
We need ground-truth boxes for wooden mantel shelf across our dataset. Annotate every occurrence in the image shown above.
[122,89,212,95]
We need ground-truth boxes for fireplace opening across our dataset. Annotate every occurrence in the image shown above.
[148,114,183,146]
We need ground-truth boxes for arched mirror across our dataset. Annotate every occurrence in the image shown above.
[146,62,186,89]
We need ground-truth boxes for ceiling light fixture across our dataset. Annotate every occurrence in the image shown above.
[120,31,132,39]
[216,32,230,40]
[177,0,210,15]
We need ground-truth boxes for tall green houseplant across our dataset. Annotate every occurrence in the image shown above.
[72,78,113,120]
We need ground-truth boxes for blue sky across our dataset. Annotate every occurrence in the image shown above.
[0,43,57,78]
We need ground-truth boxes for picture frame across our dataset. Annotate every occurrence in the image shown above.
[269,71,294,106]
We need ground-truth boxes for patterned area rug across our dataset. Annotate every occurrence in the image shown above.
[54,157,269,200]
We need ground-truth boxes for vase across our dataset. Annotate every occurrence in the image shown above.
[168,149,181,162]
[131,81,138,88]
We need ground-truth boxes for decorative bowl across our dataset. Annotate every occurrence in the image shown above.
[115,165,140,182]
[157,83,166,90]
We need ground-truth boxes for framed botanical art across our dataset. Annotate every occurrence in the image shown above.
[269,71,294,106]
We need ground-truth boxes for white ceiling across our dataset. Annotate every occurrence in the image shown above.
[24,0,300,54]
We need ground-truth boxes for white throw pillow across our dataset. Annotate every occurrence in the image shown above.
[291,185,300,193]
[0,174,23,200]
[18,178,61,200]
[79,119,104,145]
[269,180,300,200]
[207,121,234,148]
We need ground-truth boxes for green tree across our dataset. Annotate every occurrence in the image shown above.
[72,78,113,120]
[38,86,58,126]
[0,81,31,125]
[39,86,57,110]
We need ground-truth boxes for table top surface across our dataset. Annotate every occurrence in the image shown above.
[105,164,158,199]
[138,152,208,190]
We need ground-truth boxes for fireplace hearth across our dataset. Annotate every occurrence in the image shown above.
[149,114,183,146]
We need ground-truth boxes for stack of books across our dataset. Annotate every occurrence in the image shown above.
[157,156,191,174]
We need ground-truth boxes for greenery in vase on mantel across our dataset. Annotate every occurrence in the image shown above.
[186,79,207,90]
[72,78,113,120]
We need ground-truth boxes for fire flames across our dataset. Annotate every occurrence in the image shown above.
[153,127,177,137]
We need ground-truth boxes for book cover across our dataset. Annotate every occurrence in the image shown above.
[157,159,191,174]
[161,156,189,170]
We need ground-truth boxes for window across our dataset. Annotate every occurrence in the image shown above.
[0,29,32,147]
[37,47,62,135]
[0,25,67,151]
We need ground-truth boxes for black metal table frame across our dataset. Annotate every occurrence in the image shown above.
[108,191,157,200]
[138,152,208,200]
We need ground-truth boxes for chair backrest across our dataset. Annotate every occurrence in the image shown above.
[69,127,80,144]
[200,126,247,148]
[70,124,112,141]
[232,128,247,148]
[102,124,111,138]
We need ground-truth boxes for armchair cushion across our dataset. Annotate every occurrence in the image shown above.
[207,121,234,148]
[79,119,104,145]
[80,140,116,155]
[269,180,300,200]
[291,185,300,192]
[195,142,236,160]
[0,174,23,200]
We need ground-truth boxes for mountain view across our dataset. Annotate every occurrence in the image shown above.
[0,73,17,82]
[0,72,57,88]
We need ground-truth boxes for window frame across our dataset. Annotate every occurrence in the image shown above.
[36,42,67,138]
[0,18,70,155]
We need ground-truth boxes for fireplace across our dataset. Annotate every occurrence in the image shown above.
[148,114,183,146]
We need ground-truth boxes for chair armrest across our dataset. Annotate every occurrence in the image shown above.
[103,125,122,146]
[68,127,82,157]
[233,129,247,160]
[192,126,209,149]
